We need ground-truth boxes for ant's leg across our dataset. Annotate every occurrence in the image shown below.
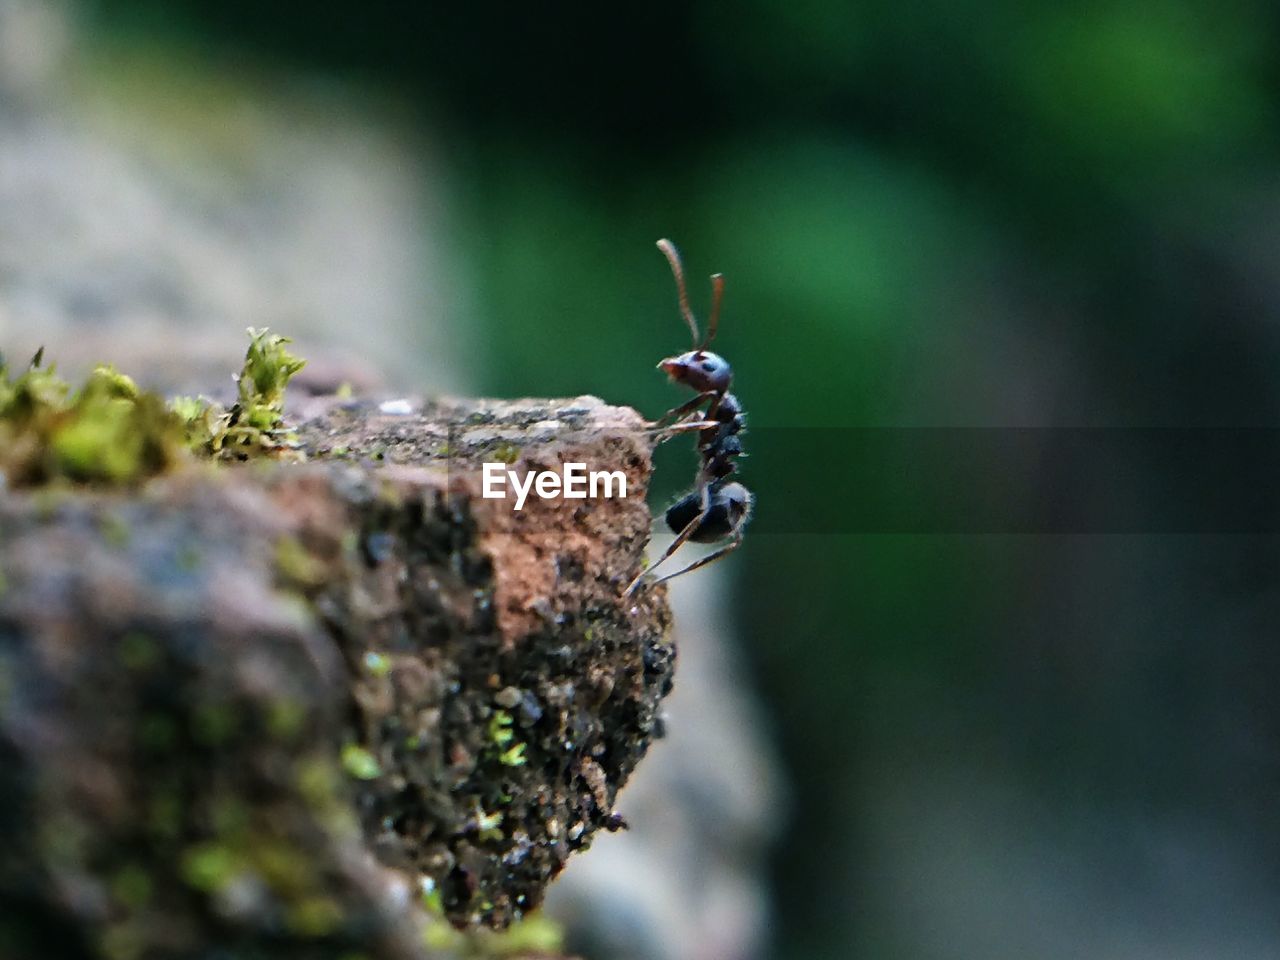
[649,418,718,443]
[649,534,742,587]
[622,481,712,597]
[646,391,718,430]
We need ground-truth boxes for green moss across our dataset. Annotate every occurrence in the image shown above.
[423,916,464,952]
[484,913,565,955]
[295,756,340,809]
[487,710,515,746]
[420,885,564,957]
[0,329,309,487]
[177,328,308,461]
[340,743,382,780]
[487,709,528,766]
[267,698,307,739]
[285,896,344,937]
[420,884,444,916]
[254,840,314,896]
[490,441,520,464]
[241,327,306,413]
[180,842,239,892]
[53,398,147,480]
[475,807,504,842]
[0,347,67,418]
[274,535,326,588]
[498,743,527,767]
[167,394,208,425]
[0,354,187,487]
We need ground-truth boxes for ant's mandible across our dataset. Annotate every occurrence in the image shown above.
[624,238,752,597]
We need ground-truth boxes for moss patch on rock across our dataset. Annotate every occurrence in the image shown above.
[0,328,308,490]
[0,352,186,486]
[174,327,308,461]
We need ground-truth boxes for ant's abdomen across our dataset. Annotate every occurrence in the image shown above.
[665,483,741,542]
[665,491,729,542]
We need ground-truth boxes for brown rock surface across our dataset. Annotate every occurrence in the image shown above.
[0,394,673,957]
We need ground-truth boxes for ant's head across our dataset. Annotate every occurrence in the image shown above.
[659,350,732,393]
[656,238,728,393]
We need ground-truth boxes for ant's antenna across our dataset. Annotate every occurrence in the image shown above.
[657,238,700,349]
[705,273,724,349]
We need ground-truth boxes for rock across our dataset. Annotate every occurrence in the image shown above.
[0,394,672,957]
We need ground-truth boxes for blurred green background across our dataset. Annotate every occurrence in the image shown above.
[75,1,1280,957]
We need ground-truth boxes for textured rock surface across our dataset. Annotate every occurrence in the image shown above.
[293,395,672,928]
[0,395,672,957]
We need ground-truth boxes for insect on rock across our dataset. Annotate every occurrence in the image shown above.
[624,239,752,597]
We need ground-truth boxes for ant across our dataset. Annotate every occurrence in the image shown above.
[624,239,752,597]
